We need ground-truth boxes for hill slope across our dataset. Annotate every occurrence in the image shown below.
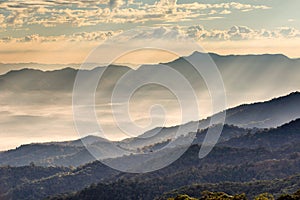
[1,118,299,200]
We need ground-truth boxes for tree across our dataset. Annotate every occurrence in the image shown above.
[254,193,274,200]
[30,162,35,167]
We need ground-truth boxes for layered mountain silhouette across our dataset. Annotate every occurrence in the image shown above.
[0,52,299,109]
[0,53,299,92]
[1,118,299,200]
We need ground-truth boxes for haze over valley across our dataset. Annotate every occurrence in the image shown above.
[0,52,299,150]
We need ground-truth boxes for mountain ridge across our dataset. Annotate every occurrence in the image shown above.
[0,116,300,199]
[1,52,300,75]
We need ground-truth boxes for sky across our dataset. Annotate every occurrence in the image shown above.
[0,0,300,150]
[0,0,300,64]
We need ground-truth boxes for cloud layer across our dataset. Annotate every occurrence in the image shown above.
[1,25,300,44]
[0,0,271,28]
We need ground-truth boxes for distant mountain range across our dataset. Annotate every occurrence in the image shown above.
[0,52,299,110]
[1,52,299,151]
[0,52,299,93]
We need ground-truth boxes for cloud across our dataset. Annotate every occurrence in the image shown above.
[186,25,300,41]
[156,0,177,6]
[2,25,300,45]
[278,27,300,38]
[128,26,186,40]
[0,30,121,43]
[173,2,270,11]
[220,9,231,15]
[0,14,6,28]
[0,0,271,28]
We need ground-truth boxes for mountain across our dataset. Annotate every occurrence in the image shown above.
[222,92,300,128]
[104,118,300,174]
[221,119,300,150]
[118,92,300,151]
[0,165,70,196]
[0,68,77,91]
[0,65,130,92]
[0,63,82,75]
[55,175,300,200]
[1,118,300,200]
[0,125,249,168]
[44,142,300,200]
[0,161,118,200]
[157,175,300,200]
[0,136,120,167]
[1,53,299,96]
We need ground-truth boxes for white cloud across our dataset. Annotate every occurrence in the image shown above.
[278,27,300,38]
[186,25,300,41]
[0,30,121,43]
[128,26,186,40]
[2,25,300,44]
[220,9,231,15]
[174,2,270,11]
[156,0,177,6]
[0,0,271,28]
